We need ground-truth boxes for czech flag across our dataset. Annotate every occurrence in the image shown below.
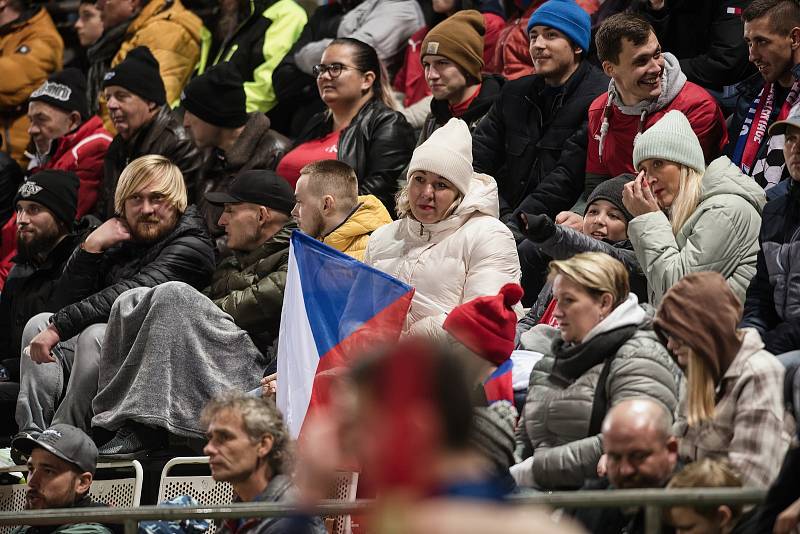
[276,232,415,438]
[483,359,514,404]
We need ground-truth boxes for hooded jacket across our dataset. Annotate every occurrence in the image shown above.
[206,222,295,355]
[656,273,791,488]
[28,116,112,218]
[49,206,215,340]
[0,7,63,167]
[586,53,728,198]
[363,172,521,340]
[101,106,201,220]
[513,296,680,490]
[742,179,800,353]
[628,156,765,305]
[322,195,392,261]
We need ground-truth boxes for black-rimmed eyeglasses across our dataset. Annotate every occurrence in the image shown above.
[312,63,363,78]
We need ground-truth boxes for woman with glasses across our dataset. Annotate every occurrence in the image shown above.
[655,271,792,489]
[276,38,415,214]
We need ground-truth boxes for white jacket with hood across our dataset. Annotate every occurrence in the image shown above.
[363,119,521,340]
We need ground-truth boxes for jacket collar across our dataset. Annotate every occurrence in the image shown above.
[430,75,504,124]
[0,6,40,35]
[124,105,173,152]
[530,59,594,101]
[12,231,82,268]
[220,113,275,169]
[232,221,296,267]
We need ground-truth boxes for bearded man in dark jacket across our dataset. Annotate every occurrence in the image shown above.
[91,170,295,458]
[182,62,291,251]
[98,46,200,220]
[13,155,214,446]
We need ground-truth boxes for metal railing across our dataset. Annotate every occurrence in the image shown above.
[0,488,768,534]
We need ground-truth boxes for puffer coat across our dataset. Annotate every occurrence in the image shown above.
[514,297,680,490]
[628,156,765,305]
[364,172,521,340]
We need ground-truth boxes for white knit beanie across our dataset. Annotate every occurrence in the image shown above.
[632,110,705,173]
[408,117,473,195]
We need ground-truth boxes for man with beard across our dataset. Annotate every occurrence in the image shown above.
[90,170,297,457]
[571,398,679,534]
[291,160,391,261]
[98,46,200,220]
[12,155,214,450]
[11,424,113,534]
[0,171,82,427]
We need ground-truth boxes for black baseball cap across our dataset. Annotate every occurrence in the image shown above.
[13,424,98,475]
[205,170,295,215]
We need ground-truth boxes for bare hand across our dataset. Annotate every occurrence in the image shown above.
[82,217,132,253]
[597,453,608,477]
[622,170,661,217]
[554,211,584,232]
[261,373,277,399]
[775,497,800,534]
[27,325,60,364]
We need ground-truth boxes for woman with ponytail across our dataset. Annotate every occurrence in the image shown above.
[276,38,415,214]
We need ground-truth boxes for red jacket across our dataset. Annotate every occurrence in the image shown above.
[393,12,505,107]
[486,0,598,81]
[0,116,111,290]
[30,115,112,218]
[586,81,728,178]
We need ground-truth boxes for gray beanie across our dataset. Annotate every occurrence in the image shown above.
[470,401,517,470]
[586,174,635,222]
[632,110,705,173]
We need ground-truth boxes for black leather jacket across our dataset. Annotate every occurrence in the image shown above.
[293,99,415,215]
[99,106,201,220]
[50,206,215,339]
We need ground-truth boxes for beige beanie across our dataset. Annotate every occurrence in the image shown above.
[408,118,473,195]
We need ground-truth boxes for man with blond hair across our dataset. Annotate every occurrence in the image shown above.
[292,160,391,261]
[13,155,214,454]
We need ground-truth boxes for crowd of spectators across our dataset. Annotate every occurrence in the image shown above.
[4,0,800,532]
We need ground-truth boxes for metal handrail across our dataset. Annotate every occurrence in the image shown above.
[0,488,768,534]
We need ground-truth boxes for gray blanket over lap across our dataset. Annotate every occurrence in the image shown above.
[92,281,267,438]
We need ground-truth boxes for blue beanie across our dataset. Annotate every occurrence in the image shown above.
[527,0,591,52]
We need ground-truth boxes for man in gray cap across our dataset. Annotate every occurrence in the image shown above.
[741,101,800,354]
[91,170,298,458]
[12,424,111,533]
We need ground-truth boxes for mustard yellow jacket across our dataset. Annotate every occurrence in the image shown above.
[0,7,63,166]
[323,195,392,261]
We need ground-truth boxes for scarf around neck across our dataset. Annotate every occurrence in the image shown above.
[732,64,800,188]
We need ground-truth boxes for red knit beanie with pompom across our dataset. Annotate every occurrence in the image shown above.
[443,283,523,366]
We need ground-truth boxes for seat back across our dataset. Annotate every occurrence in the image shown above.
[0,461,143,534]
[156,457,233,534]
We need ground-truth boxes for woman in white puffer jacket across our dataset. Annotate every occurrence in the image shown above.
[364,118,522,339]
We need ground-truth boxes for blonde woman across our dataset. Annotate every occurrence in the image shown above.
[655,272,792,488]
[512,252,679,490]
[622,110,765,305]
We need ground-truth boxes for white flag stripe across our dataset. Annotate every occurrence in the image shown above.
[276,244,321,438]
